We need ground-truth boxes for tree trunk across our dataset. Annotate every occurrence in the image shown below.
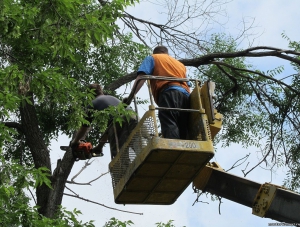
[20,94,77,218]
[18,89,98,218]
[45,152,75,218]
[20,95,52,216]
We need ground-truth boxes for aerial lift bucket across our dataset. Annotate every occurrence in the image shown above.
[108,78,221,204]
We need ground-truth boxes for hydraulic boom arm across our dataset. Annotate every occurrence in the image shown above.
[193,163,300,223]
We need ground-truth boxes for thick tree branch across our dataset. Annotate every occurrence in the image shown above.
[106,47,300,93]
[105,71,137,92]
[3,122,23,132]
[46,151,75,217]
[180,46,300,67]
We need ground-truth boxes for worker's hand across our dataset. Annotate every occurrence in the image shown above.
[70,140,80,149]
[122,96,129,104]
[91,147,103,155]
[92,143,104,154]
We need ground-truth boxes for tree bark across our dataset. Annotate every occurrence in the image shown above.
[19,94,52,216]
[45,152,75,218]
[20,94,76,218]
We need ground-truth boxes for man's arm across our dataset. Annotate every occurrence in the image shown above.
[123,73,146,104]
[132,73,146,95]
[132,56,154,96]
[71,125,91,147]
[92,133,108,152]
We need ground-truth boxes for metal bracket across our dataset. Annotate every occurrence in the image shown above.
[252,183,278,217]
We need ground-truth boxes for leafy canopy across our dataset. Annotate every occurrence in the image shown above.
[0,0,149,161]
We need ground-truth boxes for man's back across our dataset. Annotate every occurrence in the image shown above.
[152,54,186,78]
[92,95,120,111]
[91,95,137,158]
[151,54,189,103]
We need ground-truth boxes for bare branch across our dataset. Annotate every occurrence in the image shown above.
[218,196,222,215]
[242,148,272,178]
[225,153,250,172]
[64,193,143,215]
[192,191,210,206]
[119,0,230,56]
[67,171,109,185]
[209,61,299,95]
[28,188,37,205]
[65,186,79,196]
[70,159,94,182]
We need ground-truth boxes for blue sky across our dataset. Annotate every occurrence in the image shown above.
[50,1,300,226]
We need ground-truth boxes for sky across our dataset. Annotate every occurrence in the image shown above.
[50,1,300,226]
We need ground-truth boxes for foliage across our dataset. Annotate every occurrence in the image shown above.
[193,33,300,192]
[102,218,185,227]
[103,217,133,227]
[0,0,148,218]
[280,33,300,191]
[0,155,94,226]
[156,220,183,227]
[189,34,300,191]
[0,0,148,161]
[195,33,265,148]
[83,33,150,93]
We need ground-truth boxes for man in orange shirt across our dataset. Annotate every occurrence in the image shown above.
[132,46,190,139]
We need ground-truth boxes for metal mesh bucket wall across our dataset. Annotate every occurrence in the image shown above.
[110,111,157,188]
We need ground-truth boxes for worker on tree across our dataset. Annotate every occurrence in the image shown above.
[70,84,137,159]
[131,46,190,139]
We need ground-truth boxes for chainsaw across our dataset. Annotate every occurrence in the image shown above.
[60,140,103,161]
